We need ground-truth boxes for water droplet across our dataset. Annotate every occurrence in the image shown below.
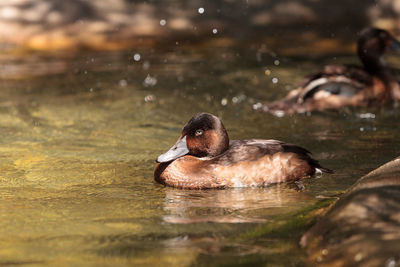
[89,88,94,92]
[359,113,376,119]
[272,77,278,84]
[360,127,364,132]
[354,253,363,261]
[232,94,246,104]
[143,75,157,87]
[264,69,271,76]
[252,102,263,110]
[385,257,396,267]
[198,7,205,14]
[133,53,141,61]
[273,110,285,117]
[212,28,218,34]
[221,98,228,106]
[144,94,156,102]
[119,79,127,87]
[160,19,167,26]
[142,61,150,70]
[274,59,280,66]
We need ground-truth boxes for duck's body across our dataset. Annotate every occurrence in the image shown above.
[155,113,332,189]
[255,28,400,114]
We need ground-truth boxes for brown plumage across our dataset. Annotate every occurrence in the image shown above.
[255,27,400,115]
[154,113,332,189]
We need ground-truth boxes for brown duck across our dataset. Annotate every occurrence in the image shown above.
[154,113,332,189]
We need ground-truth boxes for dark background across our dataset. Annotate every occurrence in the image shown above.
[1,0,399,53]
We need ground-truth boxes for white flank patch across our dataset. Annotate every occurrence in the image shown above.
[315,168,323,176]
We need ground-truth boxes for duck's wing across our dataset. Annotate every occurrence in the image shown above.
[296,65,373,103]
[258,65,373,114]
[215,139,333,173]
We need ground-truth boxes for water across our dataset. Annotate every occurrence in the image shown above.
[0,46,399,266]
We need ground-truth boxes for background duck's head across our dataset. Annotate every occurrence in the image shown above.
[357,27,400,73]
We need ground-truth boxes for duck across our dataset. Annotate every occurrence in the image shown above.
[254,27,400,115]
[154,113,332,189]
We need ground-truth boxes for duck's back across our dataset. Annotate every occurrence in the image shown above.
[216,139,312,164]
[210,139,331,187]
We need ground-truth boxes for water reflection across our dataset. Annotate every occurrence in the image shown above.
[162,185,314,224]
[160,234,270,257]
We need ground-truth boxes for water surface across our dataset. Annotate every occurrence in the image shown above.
[0,46,399,265]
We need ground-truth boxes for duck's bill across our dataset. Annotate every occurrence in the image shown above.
[156,136,189,163]
[391,38,400,51]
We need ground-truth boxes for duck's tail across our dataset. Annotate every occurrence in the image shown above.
[308,156,334,174]
[316,166,334,174]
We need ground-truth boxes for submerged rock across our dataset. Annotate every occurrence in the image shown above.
[301,157,400,266]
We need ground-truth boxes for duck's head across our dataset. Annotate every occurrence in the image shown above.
[156,113,230,163]
[357,27,400,73]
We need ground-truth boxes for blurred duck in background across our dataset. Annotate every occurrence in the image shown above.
[255,27,400,115]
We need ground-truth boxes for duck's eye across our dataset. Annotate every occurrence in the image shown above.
[195,129,204,136]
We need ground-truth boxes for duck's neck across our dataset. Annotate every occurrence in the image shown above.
[358,48,387,74]
[211,126,230,156]
[358,47,400,100]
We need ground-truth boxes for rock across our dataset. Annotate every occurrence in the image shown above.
[300,157,400,267]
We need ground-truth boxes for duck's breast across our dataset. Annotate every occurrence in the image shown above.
[155,156,224,189]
